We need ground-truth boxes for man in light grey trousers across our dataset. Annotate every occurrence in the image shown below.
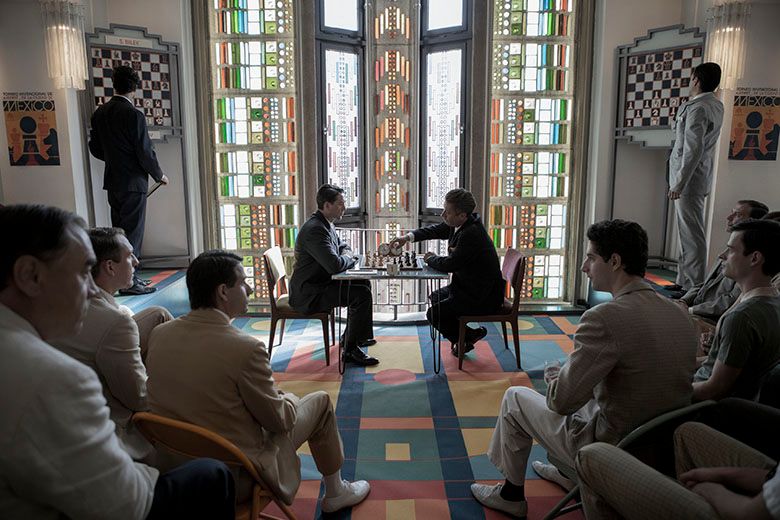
[669,62,724,290]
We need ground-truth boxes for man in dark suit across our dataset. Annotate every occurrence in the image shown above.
[289,184,378,367]
[391,189,504,356]
[89,65,168,295]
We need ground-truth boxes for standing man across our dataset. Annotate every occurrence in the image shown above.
[470,220,697,518]
[289,184,378,367]
[89,65,168,295]
[390,189,504,356]
[668,62,724,290]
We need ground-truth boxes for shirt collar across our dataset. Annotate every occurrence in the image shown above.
[115,94,134,105]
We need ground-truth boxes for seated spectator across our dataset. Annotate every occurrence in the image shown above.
[674,200,768,334]
[470,220,698,517]
[146,250,370,512]
[50,227,172,461]
[693,219,780,401]
[0,205,235,519]
[576,422,778,519]
[765,211,780,290]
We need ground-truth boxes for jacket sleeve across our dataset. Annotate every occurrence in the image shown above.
[238,342,298,434]
[412,222,451,243]
[689,278,740,320]
[88,114,104,160]
[671,105,709,193]
[680,285,702,305]
[132,110,164,182]
[546,309,619,414]
[94,313,148,412]
[10,365,157,520]
[425,229,480,273]
[305,225,356,274]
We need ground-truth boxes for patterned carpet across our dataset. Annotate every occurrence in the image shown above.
[118,268,679,518]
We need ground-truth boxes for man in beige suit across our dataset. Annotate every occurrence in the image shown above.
[471,220,699,517]
[51,227,172,461]
[146,250,370,512]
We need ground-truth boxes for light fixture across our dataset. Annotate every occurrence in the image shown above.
[704,1,750,90]
[40,0,88,90]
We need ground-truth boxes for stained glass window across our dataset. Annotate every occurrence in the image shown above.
[423,48,462,209]
[489,0,576,302]
[323,0,360,32]
[323,48,361,209]
[210,0,299,303]
[427,0,463,31]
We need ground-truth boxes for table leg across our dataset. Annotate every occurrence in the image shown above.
[338,280,345,375]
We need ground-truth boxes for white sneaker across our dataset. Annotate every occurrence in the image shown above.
[470,483,527,518]
[321,480,370,513]
[531,461,575,491]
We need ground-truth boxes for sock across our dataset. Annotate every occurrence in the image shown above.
[323,471,347,498]
[499,479,525,502]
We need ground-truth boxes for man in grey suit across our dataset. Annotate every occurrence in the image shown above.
[470,220,698,518]
[668,62,724,290]
[674,200,768,332]
[0,205,234,519]
[289,184,378,367]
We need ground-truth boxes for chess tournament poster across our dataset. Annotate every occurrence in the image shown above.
[729,86,780,161]
[3,92,60,166]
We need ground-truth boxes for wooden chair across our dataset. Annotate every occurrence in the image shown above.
[262,246,335,365]
[454,248,527,370]
[132,412,297,520]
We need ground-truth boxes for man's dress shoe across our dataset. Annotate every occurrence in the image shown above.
[342,347,379,366]
[119,282,156,296]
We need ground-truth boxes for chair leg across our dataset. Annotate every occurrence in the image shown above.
[510,318,521,369]
[501,320,509,349]
[457,319,467,370]
[321,317,330,366]
[543,485,581,520]
[278,318,286,345]
[330,311,335,346]
[268,318,277,357]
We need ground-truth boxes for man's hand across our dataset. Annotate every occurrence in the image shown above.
[390,235,410,251]
[668,190,680,200]
[159,174,170,185]
[544,360,561,384]
[423,252,435,261]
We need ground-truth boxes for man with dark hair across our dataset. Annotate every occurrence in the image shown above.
[89,65,169,296]
[146,250,371,512]
[50,227,173,461]
[668,62,724,291]
[289,183,378,366]
[674,199,769,333]
[390,188,504,356]
[470,219,698,517]
[692,219,780,401]
[0,205,235,519]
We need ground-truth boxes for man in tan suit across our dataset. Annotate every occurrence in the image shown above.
[146,250,370,512]
[471,220,698,517]
[51,227,172,461]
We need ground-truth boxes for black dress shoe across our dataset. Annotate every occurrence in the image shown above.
[133,275,152,286]
[361,338,377,346]
[466,326,488,343]
[451,342,475,357]
[343,347,380,366]
[119,282,156,296]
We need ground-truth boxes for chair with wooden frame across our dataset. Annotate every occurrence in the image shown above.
[454,248,527,370]
[262,246,335,365]
[133,412,297,520]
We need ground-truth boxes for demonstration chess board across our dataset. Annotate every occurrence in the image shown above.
[363,252,423,270]
[622,45,703,128]
[90,47,174,128]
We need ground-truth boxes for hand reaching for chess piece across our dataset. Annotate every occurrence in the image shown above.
[389,235,410,252]
[423,252,436,261]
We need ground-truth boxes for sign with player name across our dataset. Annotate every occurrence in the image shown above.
[86,24,181,142]
[615,25,706,149]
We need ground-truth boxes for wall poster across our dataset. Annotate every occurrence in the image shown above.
[729,86,779,161]
[3,92,60,166]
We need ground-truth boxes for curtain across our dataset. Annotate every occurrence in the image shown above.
[704,1,750,91]
[40,0,88,90]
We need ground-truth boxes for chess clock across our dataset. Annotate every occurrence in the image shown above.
[86,24,181,143]
[615,25,706,149]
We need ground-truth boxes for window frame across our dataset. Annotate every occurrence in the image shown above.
[421,0,470,41]
[316,0,365,42]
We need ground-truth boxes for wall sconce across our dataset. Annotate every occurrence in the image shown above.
[705,1,750,90]
[40,0,88,90]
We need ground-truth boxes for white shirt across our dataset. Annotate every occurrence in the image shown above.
[764,467,780,519]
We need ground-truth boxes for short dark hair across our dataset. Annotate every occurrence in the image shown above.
[586,219,649,277]
[763,211,780,222]
[738,200,769,219]
[112,65,140,95]
[0,205,86,291]
[730,219,780,276]
[444,188,476,215]
[186,250,244,309]
[693,62,721,92]
[316,184,344,210]
[88,227,126,278]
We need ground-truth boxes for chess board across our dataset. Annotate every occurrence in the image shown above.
[623,45,703,128]
[90,47,174,128]
[362,253,423,270]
